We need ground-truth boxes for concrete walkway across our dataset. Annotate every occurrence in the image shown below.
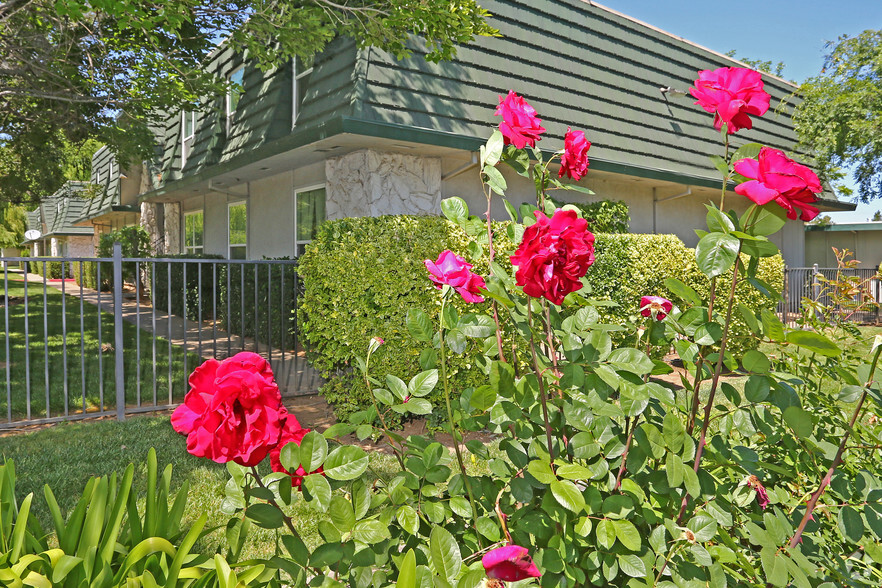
[16,270,324,397]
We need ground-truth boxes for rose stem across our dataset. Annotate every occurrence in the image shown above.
[250,466,298,536]
[483,182,507,362]
[363,346,405,469]
[527,304,556,465]
[789,343,882,548]
[687,277,717,435]
[438,295,483,545]
[678,249,741,524]
[614,415,639,492]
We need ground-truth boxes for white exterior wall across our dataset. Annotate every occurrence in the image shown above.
[50,237,60,257]
[806,230,882,270]
[250,172,294,259]
[326,150,441,219]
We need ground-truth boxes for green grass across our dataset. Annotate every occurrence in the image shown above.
[1,275,199,420]
[0,415,407,560]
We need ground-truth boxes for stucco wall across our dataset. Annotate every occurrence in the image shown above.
[250,172,294,259]
[326,150,441,220]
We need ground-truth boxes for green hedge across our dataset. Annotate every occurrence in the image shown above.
[28,258,71,279]
[298,215,784,422]
[71,260,101,290]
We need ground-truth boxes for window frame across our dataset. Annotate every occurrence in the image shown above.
[226,66,245,133]
[294,183,326,257]
[183,209,204,256]
[181,111,196,167]
[227,200,248,259]
[291,57,314,129]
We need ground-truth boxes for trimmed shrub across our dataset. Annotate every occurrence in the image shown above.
[97,226,150,286]
[71,260,101,290]
[550,197,630,233]
[299,215,783,421]
[28,258,71,279]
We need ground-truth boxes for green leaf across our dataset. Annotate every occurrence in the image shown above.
[694,322,722,345]
[760,546,789,586]
[742,349,771,372]
[397,549,417,588]
[353,520,391,544]
[666,453,684,489]
[785,330,842,357]
[310,542,345,568]
[430,526,462,581]
[664,277,702,306]
[482,131,504,167]
[695,232,740,279]
[482,164,508,195]
[687,514,718,542]
[323,446,369,481]
[613,519,641,551]
[607,348,653,375]
[596,519,616,549]
[503,198,518,222]
[404,398,433,415]
[406,309,434,342]
[709,155,730,177]
[783,406,814,439]
[744,203,788,236]
[397,506,419,535]
[618,554,646,578]
[838,385,864,403]
[408,370,438,397]
[731,142,763,164]
[550,479,586,513]
[838,506,864,543]
[299,431,328,474]
[440,197,468,222]
[329,496,355,533]
[386,375,409,401]
[761,309,785,341]
[469,386,497,412]
[706,205,735,233]
[745,375,771,403]
[739,304,761,335]
[302,475,331,512]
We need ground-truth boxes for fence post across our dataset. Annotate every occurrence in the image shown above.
[113,242,126,421]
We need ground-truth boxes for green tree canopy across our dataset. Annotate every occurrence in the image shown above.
[0,0,496,205]
[0,203,27,249]
[794,30,882,202]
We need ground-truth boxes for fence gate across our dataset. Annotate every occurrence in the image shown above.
[0,244,322,429]
[780,264,882,325]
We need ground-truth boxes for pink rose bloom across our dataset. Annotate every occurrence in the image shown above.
[640,296,673,320]
[495,91,546,149]
[269,409,324,490]
[482,545,541,582]
[748,475,770,510]
[690,67,771,134]
[734,147,822,221]
[559,128,591,181]
[510,209,595,305]
[425,250,486,303]
[171,352,284,467]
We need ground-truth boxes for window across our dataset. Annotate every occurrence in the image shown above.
[182,111,196,167]
[184,210,203,255]
[226,67,245,132]
[294,186,325,256]
[95,171,102,185]
[292,56,314,128]
[228,201,247,259]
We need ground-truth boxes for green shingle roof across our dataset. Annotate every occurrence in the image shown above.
[24,182,95,241]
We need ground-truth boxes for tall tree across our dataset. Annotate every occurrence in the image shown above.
[794,30,882,202]
[0,0,496,204]
[0,203,26,249]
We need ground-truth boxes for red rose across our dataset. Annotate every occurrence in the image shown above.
[640,296,673,320]
[494,90,546,149]
[171,352,284,467]
[269,409,323,489]
[425,250,486,303]
[482,545,541,582]
[510,209,595,305]
[559,128,591,181]
[690,67,771,134]
[734,147,822,221]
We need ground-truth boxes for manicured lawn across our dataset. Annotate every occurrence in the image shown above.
[1,276,199,421]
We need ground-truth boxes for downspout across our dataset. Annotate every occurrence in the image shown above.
[442,153,479,182]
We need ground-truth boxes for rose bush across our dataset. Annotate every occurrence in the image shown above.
[425,249,487,303]
[494,90,545,148]
[559,128,591,181]
[170,68,882,588]
[734,145,822,220]
[690,66,771,133]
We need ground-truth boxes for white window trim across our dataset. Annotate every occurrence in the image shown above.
[227,200,247,259]
[294,183,326,255]
[226,66,244,133]
[181,111,195,168]
[292,59,314,129]
[183,209,204,255]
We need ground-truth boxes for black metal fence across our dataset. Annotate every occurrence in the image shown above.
[0,244,322,429]
[780,265,882,325]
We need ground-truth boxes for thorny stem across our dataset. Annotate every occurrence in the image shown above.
[439,296,483,546]
[363,344,405,469]
[614,415,640,492]
[544,303,561,386]
[789,343,882,548]
[528,305,557,464]
[678,248,742,524]
[495,466,526,544]
[654,542,685,586]
[687,277,718,435]
[719,132,730,210]
[484,187,507,362]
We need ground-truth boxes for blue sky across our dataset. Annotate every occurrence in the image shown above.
[601,0,882,222]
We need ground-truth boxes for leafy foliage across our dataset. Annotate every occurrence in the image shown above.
[548,197,630,233]
[0,204,27,249]
[794,30,882,201]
